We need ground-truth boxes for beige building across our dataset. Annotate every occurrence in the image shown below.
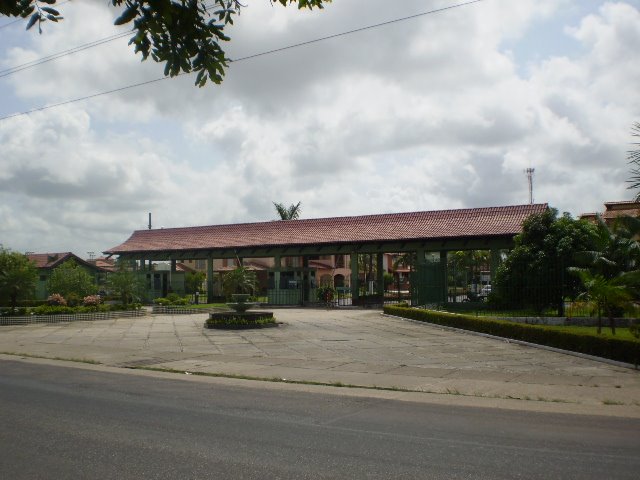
[580,200,640,226]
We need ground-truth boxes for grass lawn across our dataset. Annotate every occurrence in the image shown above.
[543,326,639,342]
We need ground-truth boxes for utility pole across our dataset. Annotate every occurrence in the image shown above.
[525,168,535,204]
[148,212,152,230]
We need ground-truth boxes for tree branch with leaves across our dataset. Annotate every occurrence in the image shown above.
[1,0,330,86]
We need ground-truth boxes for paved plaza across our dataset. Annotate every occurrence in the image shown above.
[1,309,639,416]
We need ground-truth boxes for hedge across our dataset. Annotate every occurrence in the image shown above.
[383,305,640,366]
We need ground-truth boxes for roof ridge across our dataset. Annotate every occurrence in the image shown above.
[127,203,548,234]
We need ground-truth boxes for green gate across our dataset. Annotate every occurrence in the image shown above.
[410,260,446,306]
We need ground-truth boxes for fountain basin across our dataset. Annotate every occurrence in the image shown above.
[205,310,276,329]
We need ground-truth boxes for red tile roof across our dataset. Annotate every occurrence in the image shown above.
[27,252,108,272]
[27,252,77,269]
[105,204,547,255]
[580,201,640,224]
[91,257,117,272]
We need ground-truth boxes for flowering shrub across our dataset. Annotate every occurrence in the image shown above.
[83,295,102,307]
[47,293,67,306]
[316,285,336,304]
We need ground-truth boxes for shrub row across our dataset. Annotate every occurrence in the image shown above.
[154,293,190,306]
[1,303,142,317]
[384,305,640,366]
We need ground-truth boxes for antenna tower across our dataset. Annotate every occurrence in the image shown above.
[525,168,535,204]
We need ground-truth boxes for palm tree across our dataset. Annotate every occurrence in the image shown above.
[570,269,639,335]
[628,122,640,201]
[222,266,257,298]
[571,216,640,334]
[273,201,302,220]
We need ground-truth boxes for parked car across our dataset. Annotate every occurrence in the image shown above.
[479,285,492,299]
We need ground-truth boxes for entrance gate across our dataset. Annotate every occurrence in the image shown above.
[411,260,446,306]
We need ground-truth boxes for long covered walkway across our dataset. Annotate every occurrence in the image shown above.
[104,204,547,305]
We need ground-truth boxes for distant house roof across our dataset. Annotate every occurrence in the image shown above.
[27,252,106,272]
[176,262,196,273]
[580,200,640,224]
[603,200,640,220]
[90,256,117,272]
[105,204,547,255]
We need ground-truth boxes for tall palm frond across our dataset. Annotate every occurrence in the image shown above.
[273,201,302,220]
[628,122,640,200]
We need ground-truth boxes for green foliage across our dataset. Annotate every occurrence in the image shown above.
[33,304,78,315]
[384,305,640,365]
[107,266,146,305]
[316,284,336,303]
[0,307,28,316]
[273,201,302,220]
[154,293,190,305]
[491,209,597,313]
[630,321,640,339]
[30,303,141,315]
[1,0,330,86]
[383,272,394,289]
[570,215,640,333]
[0,247,38,311]
[185,271,206,294]
[205,313,276,328]
[48,261,97,299]
[222,266,257,298]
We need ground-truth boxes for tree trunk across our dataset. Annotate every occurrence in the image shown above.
[607,305,616,335]
[10,287,17,313]
[609,314,616,335]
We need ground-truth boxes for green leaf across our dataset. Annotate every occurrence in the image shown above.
[114,6,138,26]
[25,12,39,30]
[41,7,59,15]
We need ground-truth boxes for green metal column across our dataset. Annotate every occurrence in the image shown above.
[412,249,425,306]
[440,250,448,303]
[302,256,309,305]
[376,253,384,297]
[207,257,214,301]
[350,253,359,302]
[274,255,281,289]
[490,248,500,285]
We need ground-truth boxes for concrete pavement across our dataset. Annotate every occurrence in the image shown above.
[1,308,639,416]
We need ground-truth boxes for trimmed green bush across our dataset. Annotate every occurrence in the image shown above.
[384,305,640,365]
[29,303,141,316]
[155,294,190,306]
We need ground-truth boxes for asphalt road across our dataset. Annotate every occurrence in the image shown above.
[1,359,638,480]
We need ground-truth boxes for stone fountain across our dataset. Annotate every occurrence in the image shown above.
[205,293,275,329]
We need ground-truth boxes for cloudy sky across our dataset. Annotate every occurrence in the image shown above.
[1,0,639,257]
